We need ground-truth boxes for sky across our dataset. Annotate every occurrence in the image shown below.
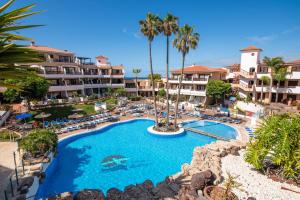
[10,0,300,77]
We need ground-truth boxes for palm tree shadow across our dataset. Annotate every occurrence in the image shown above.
[37,145,91,198]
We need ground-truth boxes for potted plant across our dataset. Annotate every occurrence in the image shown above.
[204,172,241,200]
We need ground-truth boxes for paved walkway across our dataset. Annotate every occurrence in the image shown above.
[0,142,19,199]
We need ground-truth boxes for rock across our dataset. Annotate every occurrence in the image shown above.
[178,186,198,200]
[122,184,153,199]
[190,170,216,191]
[155,181,176,198]
[60,192,73,200]
[74,189,105,200]
[106,188,122,200]
[230,146,240,156]
[247,197,256,200]
[142,180,154,191]
[220,150,228,157]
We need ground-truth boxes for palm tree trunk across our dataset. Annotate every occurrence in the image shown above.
[268,77,273,104]
[260,82,263,103]
[174,53,185,128]
[149,40,158,124]
[166,36,170,127]
[135,75,139,96]
[276,82,279,103]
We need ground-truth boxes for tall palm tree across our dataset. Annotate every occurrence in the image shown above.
[173,25,199,127]
[0,0,42,89]
[159,13,179,127]
[139,13,161,124]
[132,68,141,96]
[259,75,270,103]
[263,57,285,103]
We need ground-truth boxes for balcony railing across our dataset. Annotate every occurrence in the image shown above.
[45,71,64,74]
[65,71,82,75]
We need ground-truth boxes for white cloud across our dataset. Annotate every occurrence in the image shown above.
[133,32,142,39]
[282,26,300,34]
[247,34,277,44]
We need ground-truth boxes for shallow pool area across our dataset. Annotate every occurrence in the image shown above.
[37,119,237,198]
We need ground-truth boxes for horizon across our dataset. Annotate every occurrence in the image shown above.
[11,0,300,76]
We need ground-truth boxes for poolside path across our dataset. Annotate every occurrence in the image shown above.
[0,142,19,199]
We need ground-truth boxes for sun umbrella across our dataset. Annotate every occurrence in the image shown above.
[68,113,84,119]
[16,113,33,120]
[35,112,52,128]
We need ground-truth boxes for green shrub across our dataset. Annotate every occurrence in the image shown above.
[244,113,300,178]
[20,129,58,157]
[129,96,142,101]
[0,130,20,141]
[104,97,117,105]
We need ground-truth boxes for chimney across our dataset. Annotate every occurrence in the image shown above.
[31,41,35,46]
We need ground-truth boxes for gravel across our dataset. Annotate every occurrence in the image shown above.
[221,150,300,200]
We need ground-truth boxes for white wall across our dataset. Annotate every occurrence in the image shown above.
[240,51,260,72]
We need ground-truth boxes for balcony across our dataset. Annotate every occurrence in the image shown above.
[239,83,253,91]
[169,77,209,84]
[255,86,300,94]
[168,89,206,96]
[240,70,255,79]
[49,84,84,92]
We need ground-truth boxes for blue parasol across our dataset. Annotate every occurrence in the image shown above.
[16,113,33,120]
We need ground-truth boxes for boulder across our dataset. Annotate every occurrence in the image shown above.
[190,170,215,191]
[106,188,122,200]
[155,181,176,199]
[122,184,152,199]
[49,192,73,200]
[142,180,154,191]
[74,189,105,200]
[230,146,240,156]
[178,186,198,200]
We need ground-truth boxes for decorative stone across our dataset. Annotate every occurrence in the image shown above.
[190,170,216,191]
[106,188,123,200]
[178,186,198,200]
[74,189,105,200]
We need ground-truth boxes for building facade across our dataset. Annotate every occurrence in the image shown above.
[237,46,300,104]
[168,65,227,105]
[21,43,125,99]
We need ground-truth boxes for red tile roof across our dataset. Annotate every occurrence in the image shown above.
[240,45,262,52]
[287,59,300,64]
[96,55,108,59]
[172,65,227,74]
[27,45,73,54]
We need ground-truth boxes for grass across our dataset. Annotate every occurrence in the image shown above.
[31,103,97,121]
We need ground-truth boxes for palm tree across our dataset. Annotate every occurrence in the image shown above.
[263,57,285,103]
[0,0,42,89]
[159,13,179,127]
[132,68,141,96]
[173,25,199,127]
[259,76,270,103]
[139,13,161,124]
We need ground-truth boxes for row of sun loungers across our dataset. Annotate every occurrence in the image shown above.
[245,127,255,138]
[44,113,112,128]
[56,116,120,134]
[182,112,242,124]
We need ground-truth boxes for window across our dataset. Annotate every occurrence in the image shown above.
[288,81,298,87]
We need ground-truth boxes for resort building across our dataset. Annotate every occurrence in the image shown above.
[169,65,227,105]
[237,46,300,104]
[20,43,125,99]
[125,78,163,97]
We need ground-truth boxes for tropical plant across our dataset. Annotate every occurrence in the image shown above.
[3,88,19,102]
[0,0,43,89]
[244,113,300,178]
[20,129,58,157]
[140,13,161,124]
[259,76,270,103]
[173,24,199,127]
[206,80,231,104]
[4,76,49,110]
[132,68,141,96]
[263,57,285,103]
[157,88,166,100]
[115,88,126,97]
[147,73,162,85]
[159,13,178,127]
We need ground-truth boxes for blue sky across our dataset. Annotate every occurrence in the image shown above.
[11,0,300,76]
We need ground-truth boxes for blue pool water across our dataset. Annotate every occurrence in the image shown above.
[37,119,237,198]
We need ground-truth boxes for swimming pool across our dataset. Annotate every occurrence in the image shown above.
[37,119,237,198]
